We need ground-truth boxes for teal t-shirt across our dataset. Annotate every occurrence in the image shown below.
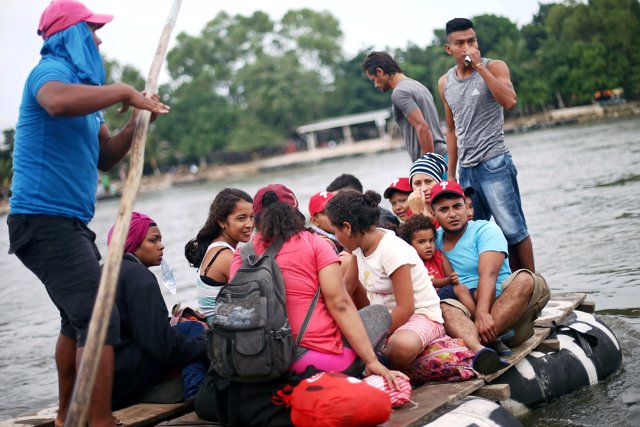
[436,220,511,295]
[10,23,105,224]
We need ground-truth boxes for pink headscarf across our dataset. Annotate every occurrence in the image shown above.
[107,212,155,254]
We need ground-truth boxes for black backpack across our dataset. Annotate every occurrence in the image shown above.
[208,239,319,383]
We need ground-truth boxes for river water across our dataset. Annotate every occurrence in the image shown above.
[0,118,639,425]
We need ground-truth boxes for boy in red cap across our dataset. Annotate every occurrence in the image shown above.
[308,191,335,236]
[7,1,169,425]
[309,190,346,254]
[383,177,412,222]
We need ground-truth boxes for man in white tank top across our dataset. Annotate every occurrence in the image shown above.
[437,18,534,273]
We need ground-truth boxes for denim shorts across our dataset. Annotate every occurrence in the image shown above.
[458,153,529,245]
[7,214,120,346]
[436,284,457,300]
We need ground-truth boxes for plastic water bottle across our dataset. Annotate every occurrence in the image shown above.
[160,258,177,295]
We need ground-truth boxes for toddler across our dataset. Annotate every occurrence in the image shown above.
[398,214,476,316]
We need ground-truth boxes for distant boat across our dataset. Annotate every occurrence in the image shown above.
[96,189,122,201]
[171,175,208,187]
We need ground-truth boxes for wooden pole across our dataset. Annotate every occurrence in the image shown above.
[64,1,182,426]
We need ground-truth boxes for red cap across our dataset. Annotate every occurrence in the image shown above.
[253,184,298,216]
[430,180,465,204]
[308,191,334,217]
[383,177,412,199]
[38,0,113,40]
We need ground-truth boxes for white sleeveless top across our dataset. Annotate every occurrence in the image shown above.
[196,241,235,318]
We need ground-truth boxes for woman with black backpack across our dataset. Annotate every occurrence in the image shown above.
[228,184,407,388]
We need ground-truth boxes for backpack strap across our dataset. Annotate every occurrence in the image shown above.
[240,238,286,262]
[296,287,321,346]
[263,238,286,259]
[241,237,318,345]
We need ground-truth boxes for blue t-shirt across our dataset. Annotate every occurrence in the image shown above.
[436,220,511,295]
[10,57,103,224]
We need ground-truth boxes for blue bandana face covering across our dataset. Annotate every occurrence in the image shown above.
[40,21,106,86]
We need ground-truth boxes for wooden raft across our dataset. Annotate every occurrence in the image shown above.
[0,293,588,427]
[384,292,587,427]
[0,402,192,427]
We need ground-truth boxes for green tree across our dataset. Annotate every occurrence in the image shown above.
[0,128,15,197]
[325,49,389,117]
[278,8,344,73]
[234,52,324,135]
[103,58,147,132]
[472,14,520,59]
[164,9,345,155]
[541,0,640,102]
[153,75,235,163]
[167,11,274,94]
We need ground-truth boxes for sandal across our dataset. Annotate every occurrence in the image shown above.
[491,339,513,356]
[472,347,509,375]
[491,329,515,356]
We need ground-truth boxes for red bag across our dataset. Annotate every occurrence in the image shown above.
[279,372,392,427]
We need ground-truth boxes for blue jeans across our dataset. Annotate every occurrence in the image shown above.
[175,321,206,399]
[459,153,529,245]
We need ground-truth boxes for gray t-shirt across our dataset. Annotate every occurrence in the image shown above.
[444,58,508,167]
[391,78,446,161]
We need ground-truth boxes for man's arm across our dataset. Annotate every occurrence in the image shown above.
[474,250,505,344]
[472,58,517,110]
[37,81,169,171]
[406,109,434,154]
[37,81,169,117]
[392,87,434,154]
[438,74,459,181]
[97,94,164,171]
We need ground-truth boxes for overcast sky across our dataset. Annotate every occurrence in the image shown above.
[0,0,551,133]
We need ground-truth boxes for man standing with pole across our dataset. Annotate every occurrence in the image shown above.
[438,18,534,272]
[7,1,169,425]
[362,51,446,162]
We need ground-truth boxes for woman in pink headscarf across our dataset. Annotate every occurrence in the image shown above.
[107,212,160,263]
[107,212,207,408]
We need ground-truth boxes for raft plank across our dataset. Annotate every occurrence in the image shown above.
[385,380,485,427]
[535,339,560,352]
[535,292,586,327]
[577,301,596,313]
[0,402,192,427]
[113,403,191,427]
[471,384,511,401]
[0,407,56,427]
[155,412,219,426]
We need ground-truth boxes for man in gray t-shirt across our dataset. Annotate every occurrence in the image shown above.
[438,17,534,273]
[362,51,445,162]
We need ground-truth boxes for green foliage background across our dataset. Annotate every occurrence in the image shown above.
[2,0,639,190]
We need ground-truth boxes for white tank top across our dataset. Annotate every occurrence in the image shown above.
[196,241,235,318]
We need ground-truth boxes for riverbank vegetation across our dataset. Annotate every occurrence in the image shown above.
[1,0,639,197]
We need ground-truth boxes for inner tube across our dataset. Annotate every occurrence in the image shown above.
[490,311,622,416]
[424,396,523,426]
